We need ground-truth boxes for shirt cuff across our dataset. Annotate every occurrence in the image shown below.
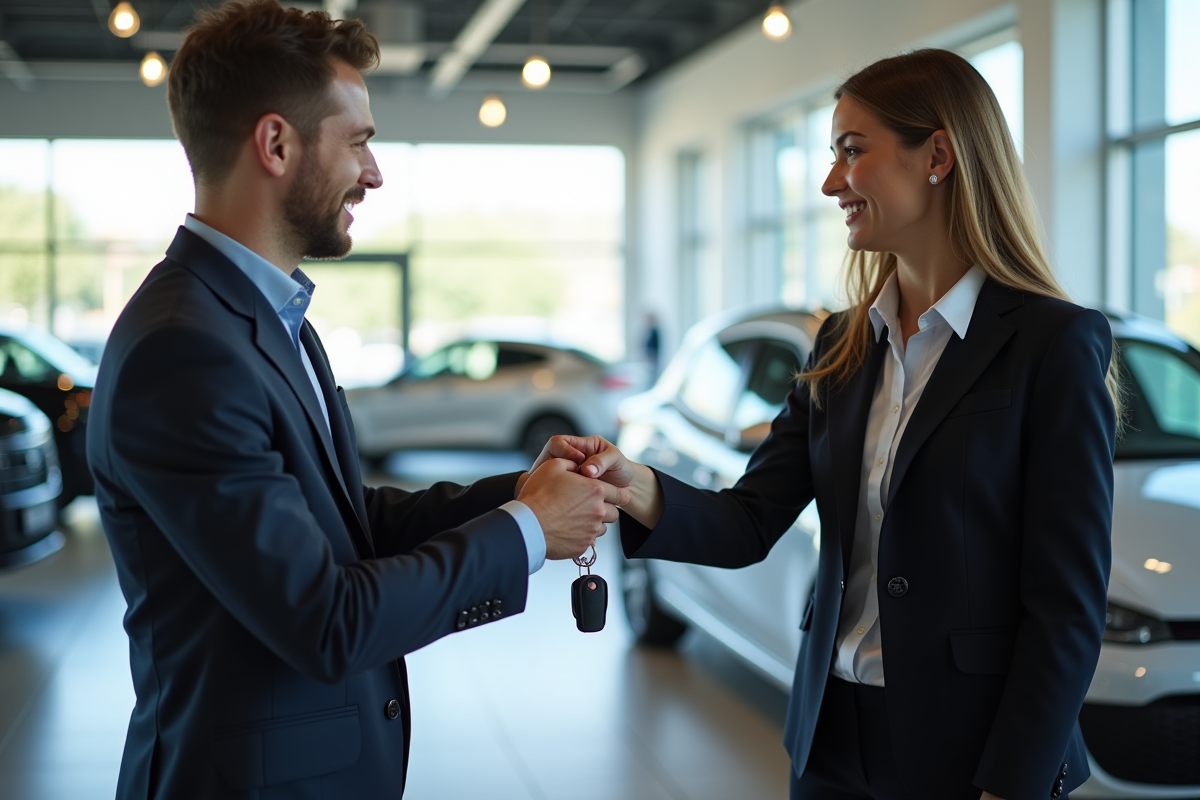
[499,500,546,575]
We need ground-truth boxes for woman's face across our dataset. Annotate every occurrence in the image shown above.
[821,95,936,255]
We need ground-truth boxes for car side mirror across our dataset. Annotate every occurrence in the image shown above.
[733,421,772,453]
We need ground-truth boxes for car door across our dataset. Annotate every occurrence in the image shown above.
[702,337,819,668]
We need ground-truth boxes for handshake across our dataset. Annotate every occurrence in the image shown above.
[510,435,663,561]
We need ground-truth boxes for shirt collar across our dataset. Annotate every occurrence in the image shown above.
[868,265,986,342]
[183,214,306,314]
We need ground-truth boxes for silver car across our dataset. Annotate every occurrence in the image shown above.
[346,338,641,461]
[617,306,1200,799]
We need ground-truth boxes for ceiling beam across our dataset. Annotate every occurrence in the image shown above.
[428,0,526,98]
[0,41,35,91]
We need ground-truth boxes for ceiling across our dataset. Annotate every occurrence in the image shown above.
[0,0,775,88]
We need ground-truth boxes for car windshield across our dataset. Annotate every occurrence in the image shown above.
[1,327,99,383]
[1116,338,1200,459]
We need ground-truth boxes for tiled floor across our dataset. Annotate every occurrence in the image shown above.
[0,453,791,800]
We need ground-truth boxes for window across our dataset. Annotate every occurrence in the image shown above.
[676,338,752,428]
[678,152,708,329]
[495,347,546,368]
[1110,0,1200,347]
[731,340,801,431]
[745,102,843,311]
[1117,339,1200,457]
[0,339,56,385]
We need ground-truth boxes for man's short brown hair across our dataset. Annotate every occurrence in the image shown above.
[168,0,379,184]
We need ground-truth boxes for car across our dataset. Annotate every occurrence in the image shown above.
[0,387,65,568]
[0,323,97,507]
[345,338,643,462]
[616,305,1200,799]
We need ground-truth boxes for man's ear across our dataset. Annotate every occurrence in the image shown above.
[928,129,956,182]
[252,113,299,179]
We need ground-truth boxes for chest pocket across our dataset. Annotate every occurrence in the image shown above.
[947,389,1011,418]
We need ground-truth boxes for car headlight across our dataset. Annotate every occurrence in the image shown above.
[1104,602,1173,644]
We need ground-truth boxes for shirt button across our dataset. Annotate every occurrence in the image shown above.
[292,297,304,306]
[876,456,884,466]
[892,405,899,413]
[857,626,865,635]
[875,512,882,521]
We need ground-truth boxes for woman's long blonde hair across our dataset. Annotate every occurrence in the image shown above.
[802,49,1121,415]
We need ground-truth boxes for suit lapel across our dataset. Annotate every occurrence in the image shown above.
[166,228,368,548]
[885,279,1022,507]
[301,322,373,551]
[827,334,889,577]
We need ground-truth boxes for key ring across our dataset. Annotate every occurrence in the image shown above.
[573,544,597,575]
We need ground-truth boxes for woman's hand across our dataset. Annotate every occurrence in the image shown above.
[526,434,664,528]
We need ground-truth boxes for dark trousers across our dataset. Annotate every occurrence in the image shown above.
[791,677,987,800]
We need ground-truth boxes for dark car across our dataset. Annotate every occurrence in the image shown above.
[0,388,64,568]
[0,323,97,507]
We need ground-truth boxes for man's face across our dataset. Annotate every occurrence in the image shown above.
[283,61,381,260]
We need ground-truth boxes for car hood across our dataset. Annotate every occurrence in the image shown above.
[1109,459,1200,618]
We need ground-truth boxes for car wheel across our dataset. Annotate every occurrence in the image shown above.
[521,415,577,459]
[621,556,687,646]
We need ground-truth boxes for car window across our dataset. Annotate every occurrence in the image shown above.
[409,341,499,382]
[676,338,753,428]
[731,340,802,431]
[0,338,57,385]
[496,347,546,368]
[1117,340,1200,458]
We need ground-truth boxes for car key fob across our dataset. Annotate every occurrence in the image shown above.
[571,573,608,633]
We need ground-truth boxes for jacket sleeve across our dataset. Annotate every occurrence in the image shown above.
[620,342,818,567]
[362,473,523,557]
[974,308,1115,798]
[102,324,529,684]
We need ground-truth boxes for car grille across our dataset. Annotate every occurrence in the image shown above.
[1080,695,1200,785]
[0,447,49,493]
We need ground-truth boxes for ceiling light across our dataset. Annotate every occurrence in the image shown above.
[522,56,551,89]
[140,51,166,87]
[479,95,507,127]
[108,2,141,38]
[762,4,791,40]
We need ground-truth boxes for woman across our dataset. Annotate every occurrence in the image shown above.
[535,49,1118,799]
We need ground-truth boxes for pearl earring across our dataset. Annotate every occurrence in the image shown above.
[929,174,939,185]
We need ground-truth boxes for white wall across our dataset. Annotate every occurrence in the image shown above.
[633,0,1109,355]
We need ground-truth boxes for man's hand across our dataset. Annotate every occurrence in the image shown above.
[517,458,631,560]
[529,435,663,529]
[980,792,1005,800]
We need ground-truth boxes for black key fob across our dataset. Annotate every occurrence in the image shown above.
[571,573,608,633]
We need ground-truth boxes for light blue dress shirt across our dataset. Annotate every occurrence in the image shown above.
[182,215,546,573]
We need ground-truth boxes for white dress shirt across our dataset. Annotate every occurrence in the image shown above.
[182,215,546,573]
[831,265,987,686]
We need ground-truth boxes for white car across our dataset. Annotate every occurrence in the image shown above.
[346,338,642,461]
[616,306,1200,798]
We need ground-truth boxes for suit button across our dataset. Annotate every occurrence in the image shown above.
[384,699,400,720]
[493,598,502,608]
[840,580,845,593]
[887,577,908,597]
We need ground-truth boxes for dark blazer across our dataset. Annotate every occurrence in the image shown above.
[620,280,1116,799]
[88,227,530,800]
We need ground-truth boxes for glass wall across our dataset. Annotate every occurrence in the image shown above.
[743,31,1023,312]
[0,140,626,383]
[1111,0,1200,347]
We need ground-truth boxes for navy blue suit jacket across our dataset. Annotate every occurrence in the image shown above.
[620,281,1115,799]
[89,228,530,799]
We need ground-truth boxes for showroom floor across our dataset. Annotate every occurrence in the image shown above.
[0,453,791,800]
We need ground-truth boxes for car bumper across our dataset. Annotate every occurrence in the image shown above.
[1074,642,1200,797]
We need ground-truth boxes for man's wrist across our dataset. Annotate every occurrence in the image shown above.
[514,471,530,499]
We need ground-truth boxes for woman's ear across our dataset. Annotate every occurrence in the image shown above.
[928,129,956,184]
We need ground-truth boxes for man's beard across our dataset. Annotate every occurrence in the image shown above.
[282,148,360,260]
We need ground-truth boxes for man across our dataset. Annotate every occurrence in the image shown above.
[87,3,627,798]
